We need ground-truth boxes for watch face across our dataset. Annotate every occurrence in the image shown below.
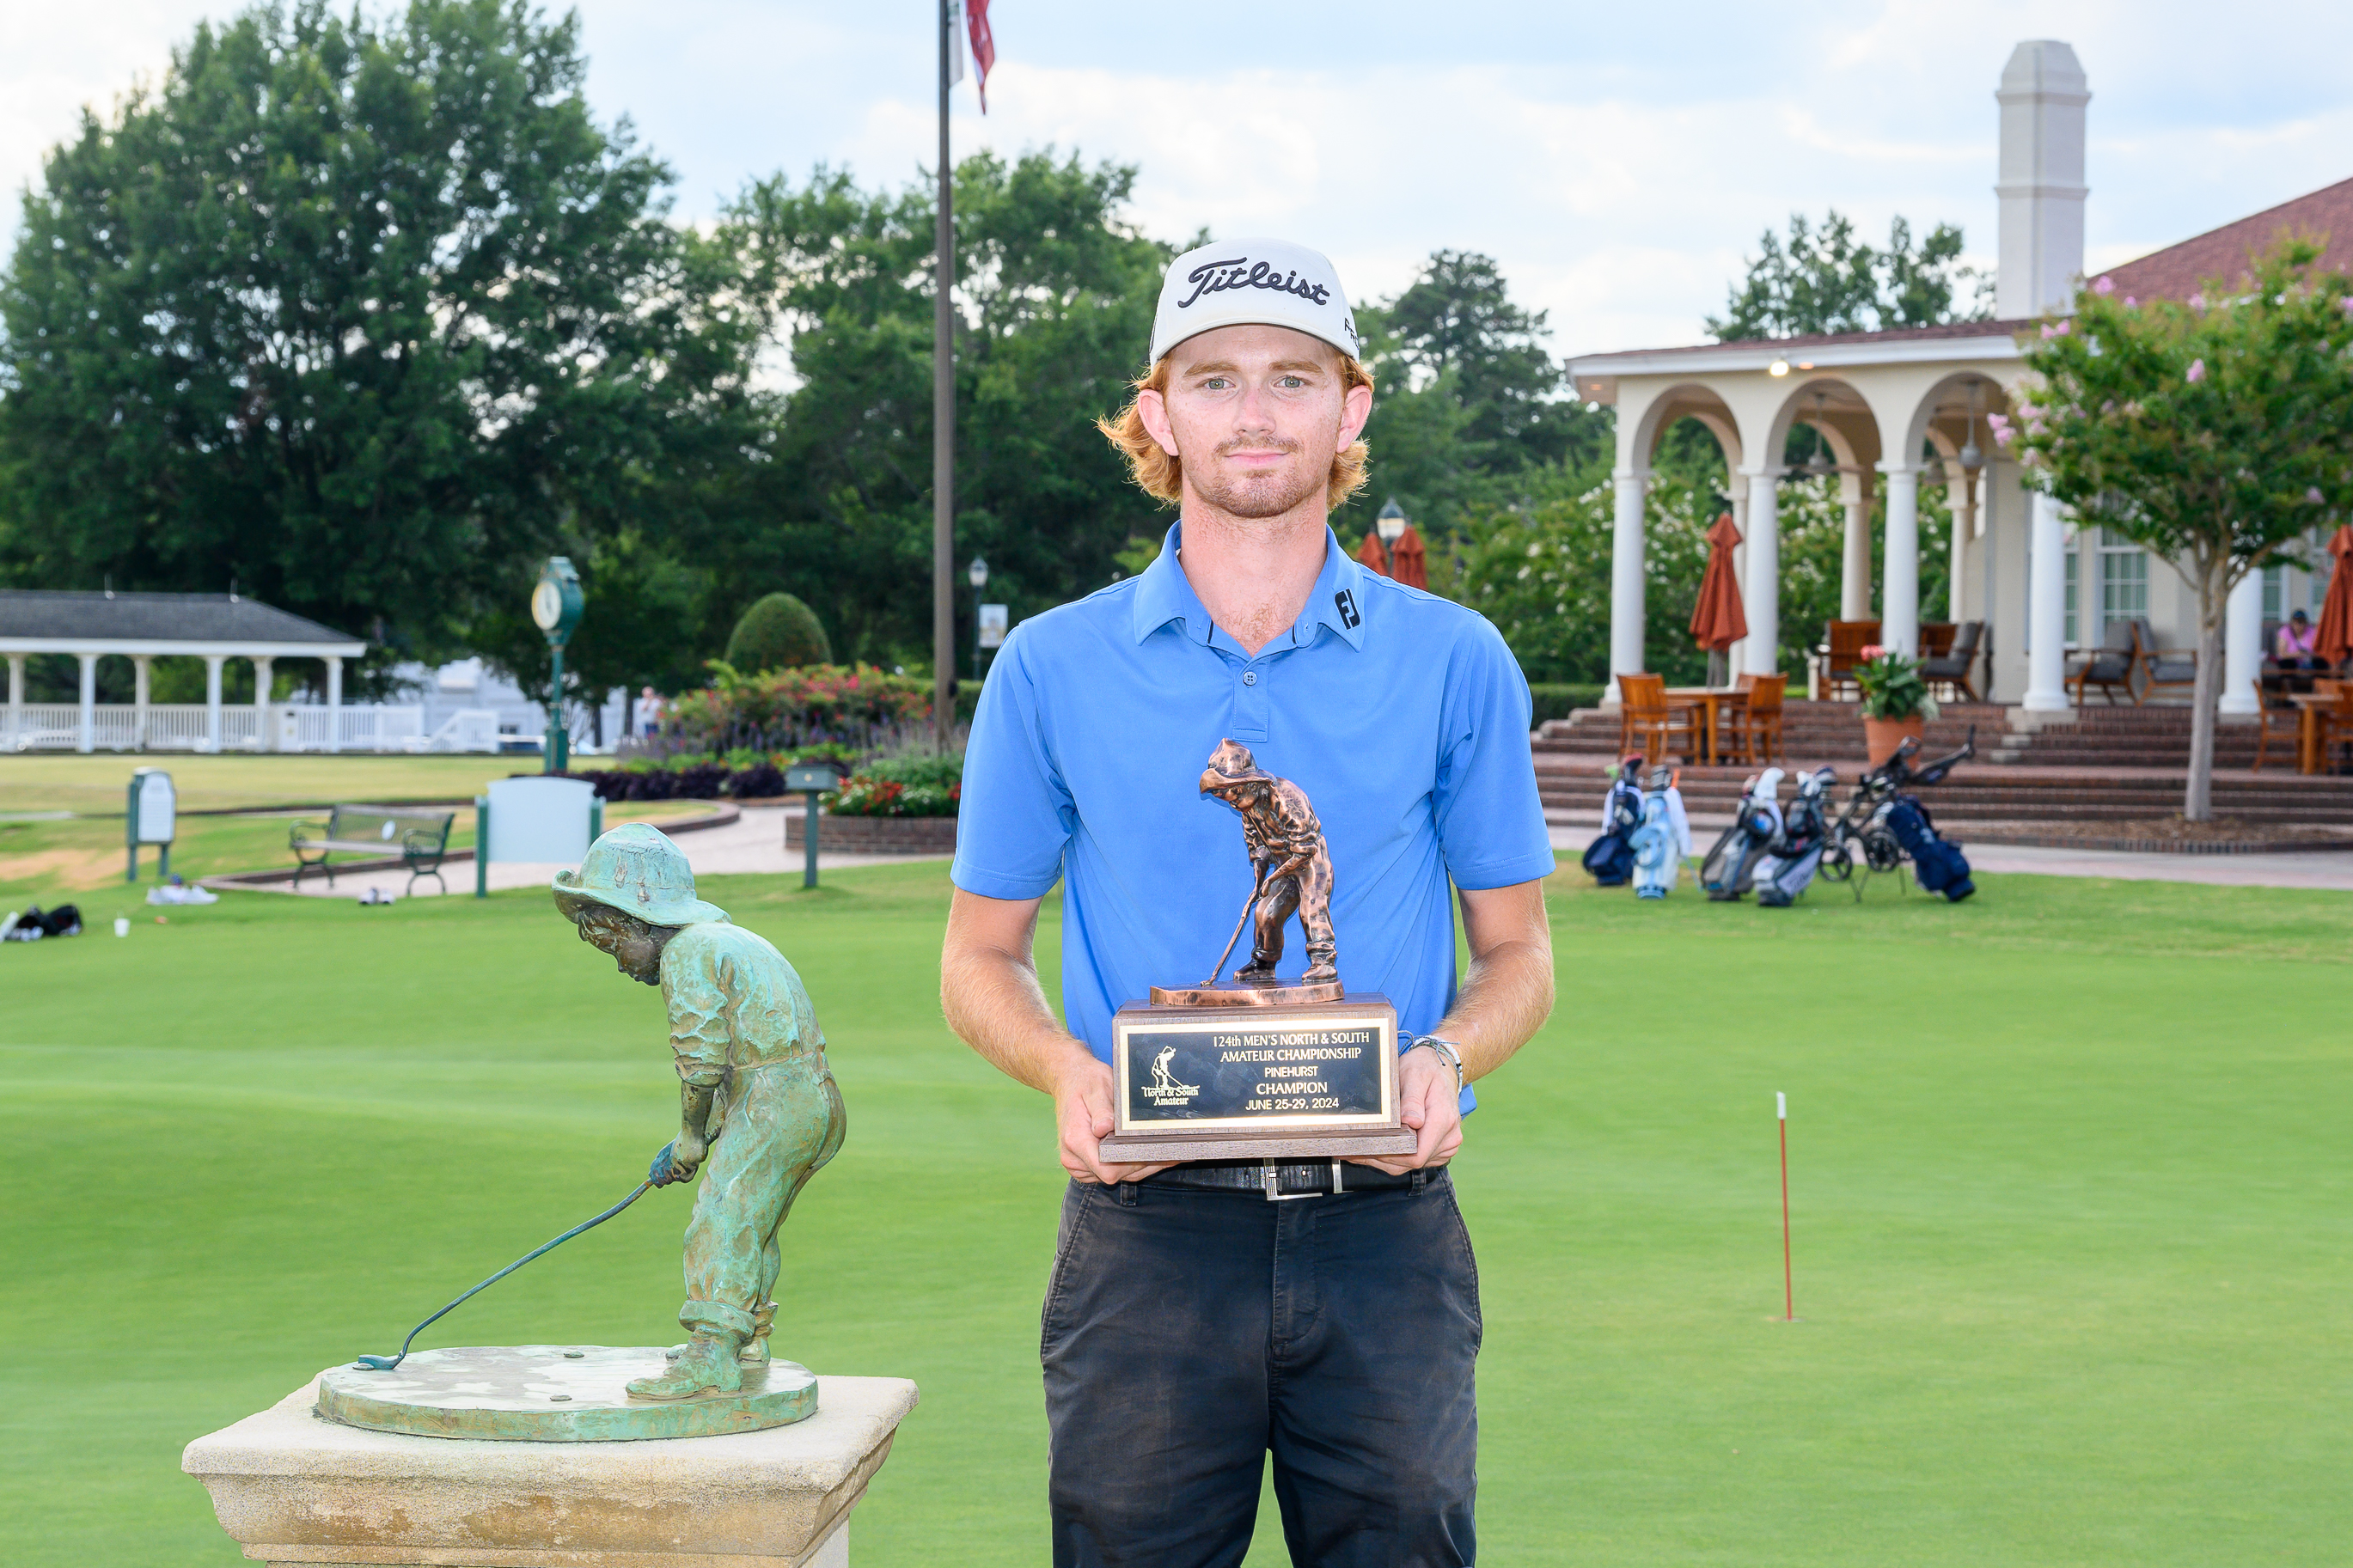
[531,581,562,631]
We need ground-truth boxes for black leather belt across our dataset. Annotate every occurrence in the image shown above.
[1143,1159,1442,1201]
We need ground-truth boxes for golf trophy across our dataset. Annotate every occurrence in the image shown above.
[1097,741,1419,1163]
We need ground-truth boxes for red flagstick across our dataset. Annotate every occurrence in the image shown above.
[1777,1091,1795,1321]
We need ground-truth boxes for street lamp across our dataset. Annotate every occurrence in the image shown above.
[1376,497,1407,546]
[968,556,988,591]
[967,556,989,686]
[530,557,583,773]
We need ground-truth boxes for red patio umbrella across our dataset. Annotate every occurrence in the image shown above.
[1690,513,1747,654]
[1355,529,1391,577]
[2315,524,2353,667]
[1390,525,1428,589]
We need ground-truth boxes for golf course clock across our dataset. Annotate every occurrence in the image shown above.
[532,557,584,772]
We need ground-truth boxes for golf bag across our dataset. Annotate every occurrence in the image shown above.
[1630,766,1694,899]
[1581,761,1647,887]
[1702,768,1783,901]
[1,903,81,941]
[1754,767,1836,907]
[1885,798,1975,900]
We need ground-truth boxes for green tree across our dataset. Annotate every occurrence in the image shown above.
[715,150,1173,666]
[1708,211,1987,340]
[1351,251,1609,540]
[0,0,766,686]
[2012,240,2353,819]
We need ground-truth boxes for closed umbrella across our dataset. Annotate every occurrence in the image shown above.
[1391,524,1428,589]
[2315,524,2353,667]
[1690,513,1747,685]
[1355,530,1391,577]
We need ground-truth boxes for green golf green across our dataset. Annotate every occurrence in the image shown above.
[0,863,2345,1565]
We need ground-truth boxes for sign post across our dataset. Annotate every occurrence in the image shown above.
[126,768,176,882]
[785,765,842,889]
[530,557,584,773]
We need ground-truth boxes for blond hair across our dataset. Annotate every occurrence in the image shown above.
[1096,354,1374,508]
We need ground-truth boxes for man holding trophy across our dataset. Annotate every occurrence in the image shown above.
[943,238,1555,1565]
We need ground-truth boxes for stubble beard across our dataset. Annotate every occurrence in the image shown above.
[1187,435,1329,521]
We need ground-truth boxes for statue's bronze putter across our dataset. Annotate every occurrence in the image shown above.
[1099,741,1418,1164]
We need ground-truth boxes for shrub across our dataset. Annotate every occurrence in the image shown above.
[667,663,931,754]
[724,594,831,673]
[1526,683,1606,725]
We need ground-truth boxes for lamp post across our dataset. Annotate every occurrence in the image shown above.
[1375,498,1406,572]
[968,556,988,685]
[531,557,584,773]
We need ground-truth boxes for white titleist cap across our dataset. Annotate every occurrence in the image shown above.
[1148,237,1360,366]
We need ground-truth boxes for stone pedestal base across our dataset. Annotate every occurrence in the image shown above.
[184,1372,919,1566]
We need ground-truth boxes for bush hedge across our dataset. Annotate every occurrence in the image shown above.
[1527,683,1607,725]
[724,593,831,672]
[565,747,963,816]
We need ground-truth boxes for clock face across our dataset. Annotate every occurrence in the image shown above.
[531,580,563,631]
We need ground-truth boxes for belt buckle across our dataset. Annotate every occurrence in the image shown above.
[1262,1159,1347,1202]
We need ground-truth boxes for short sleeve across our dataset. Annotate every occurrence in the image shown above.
[950,627,1077,900]
[1431,618,1556,891]
[664,938,733,1087]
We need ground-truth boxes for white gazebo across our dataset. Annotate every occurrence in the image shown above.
[0,589,393,753]
[1568,40,2299,714]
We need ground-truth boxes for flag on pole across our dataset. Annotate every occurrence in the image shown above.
[966,0,995,112]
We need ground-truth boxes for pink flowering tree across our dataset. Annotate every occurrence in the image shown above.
[2010,238,2353,819]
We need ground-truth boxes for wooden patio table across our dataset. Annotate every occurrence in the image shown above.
[1665,686,1749,766]
[2289,692,2348,775]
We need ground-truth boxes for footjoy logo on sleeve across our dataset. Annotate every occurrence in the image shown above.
[1176,256,1333,311]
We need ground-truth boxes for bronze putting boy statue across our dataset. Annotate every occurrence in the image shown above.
[553,823,846,1400]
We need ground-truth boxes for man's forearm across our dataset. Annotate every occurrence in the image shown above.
[940,897,1096,1094]
[679,1081,718,1144]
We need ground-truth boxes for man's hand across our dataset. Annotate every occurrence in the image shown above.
[1350,1047,1462,1176]
[1050,1052,1170,1187]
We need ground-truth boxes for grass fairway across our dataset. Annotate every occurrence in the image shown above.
[0,753,539,817]
[1,863,2346,1565]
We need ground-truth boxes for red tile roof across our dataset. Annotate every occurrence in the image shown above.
[2102,176,2353,301]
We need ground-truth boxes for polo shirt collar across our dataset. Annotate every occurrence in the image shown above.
[1128,520,1371,652]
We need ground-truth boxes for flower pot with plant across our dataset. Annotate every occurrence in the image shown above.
[1852,645,1940,767]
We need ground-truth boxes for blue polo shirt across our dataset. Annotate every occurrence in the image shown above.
[950,521,1554,1110]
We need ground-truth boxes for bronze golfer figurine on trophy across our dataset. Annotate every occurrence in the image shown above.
[1097,741,1418,1164]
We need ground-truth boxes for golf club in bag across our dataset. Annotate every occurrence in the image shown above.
[1754,766,1838,906]
[1702,767,1784,901]
[1580,756,1647,888]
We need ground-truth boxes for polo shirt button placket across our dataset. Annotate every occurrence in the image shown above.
[1233,663,1269,742]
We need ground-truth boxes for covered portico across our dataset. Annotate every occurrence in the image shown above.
[1,590,371,753]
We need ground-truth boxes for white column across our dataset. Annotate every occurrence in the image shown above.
[325,656,345,752]
[1839,479,1872,622]
[1742,469,1781,676]
[2023,491,2070,711]
[1950,472,1976,623]
[2219,570,2264,716]
[5,655,22,749]
[204,656,225,751]
[1880,466,1921,656]
[77,652,98,753]
[252,656,276,752]
[1725,488,1751,674]
[1608,470,1648,688]
[133,655,152,749]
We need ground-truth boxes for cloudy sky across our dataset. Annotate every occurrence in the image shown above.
[7,1,2350,354]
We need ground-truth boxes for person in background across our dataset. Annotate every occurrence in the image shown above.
[2275,609,2320,669]
[638,686,667,738]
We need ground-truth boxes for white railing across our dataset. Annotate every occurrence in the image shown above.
[2,702,433,752]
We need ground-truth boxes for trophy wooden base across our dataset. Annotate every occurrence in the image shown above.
[1101,993,1417,1163]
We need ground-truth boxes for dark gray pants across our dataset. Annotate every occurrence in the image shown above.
[1042,1171,1482,1567]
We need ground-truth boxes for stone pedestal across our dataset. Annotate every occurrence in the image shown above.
[184,1372,919,1567]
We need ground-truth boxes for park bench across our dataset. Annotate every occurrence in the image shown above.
[290,804,456,894]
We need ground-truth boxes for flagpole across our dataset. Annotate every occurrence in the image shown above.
[932,0,956,750]
[1777,1090,1796,1321]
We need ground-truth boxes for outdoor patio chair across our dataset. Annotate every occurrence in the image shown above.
[1918,623,1958,660]
[1816,619,1880,699]
[2250,679,2301,772]
[1616,673,1696,767]
[2069,622,2138,706]
[1922,620,1984,702]
[1724,673,1786,765]
[2130,619,2199,702]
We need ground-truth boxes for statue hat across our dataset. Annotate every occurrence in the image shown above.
[1200,737,1274,796]
[552,821,729,928]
